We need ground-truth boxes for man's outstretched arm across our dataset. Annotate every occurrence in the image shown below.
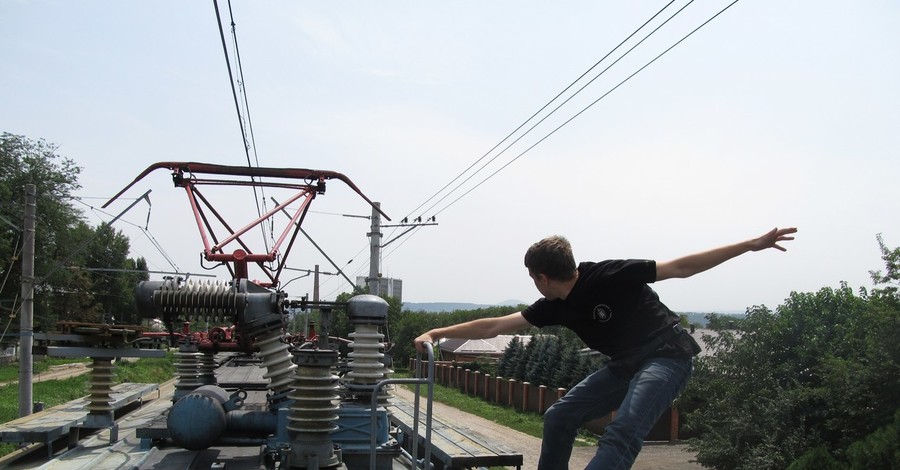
[656,227,797,281]
[414,312,532,352]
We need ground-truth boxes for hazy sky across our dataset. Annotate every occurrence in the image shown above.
[2,1,898,312]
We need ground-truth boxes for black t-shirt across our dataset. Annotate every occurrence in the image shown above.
[521,260,696,362]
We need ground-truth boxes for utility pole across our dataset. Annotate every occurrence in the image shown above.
[365,202,438,296]
[313,264,320,303]
[18,184,35,417]
[311,264,319,338]
[367,203,382,295]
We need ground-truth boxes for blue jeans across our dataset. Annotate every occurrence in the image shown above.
[537,356,693,470]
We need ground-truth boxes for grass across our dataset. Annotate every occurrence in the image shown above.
[113,352,176,384]
[0,352,176,458]
[394,370,597,446]
[0,357,90,383]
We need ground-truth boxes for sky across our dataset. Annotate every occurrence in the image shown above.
[2,1,898,313]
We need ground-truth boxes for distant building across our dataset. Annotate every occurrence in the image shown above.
[438,335,533,363]
[356,276,403,301]
[686,327,729,357]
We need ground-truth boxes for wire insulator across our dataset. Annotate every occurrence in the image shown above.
[286,349,341,468]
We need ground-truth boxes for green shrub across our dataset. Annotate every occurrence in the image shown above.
[786,446,844,470]
[846,409,900,470]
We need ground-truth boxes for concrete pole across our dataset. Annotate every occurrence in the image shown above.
[310,264,319,338]
[18,184,35,417]
[313,264,320,303]
[367,202,382,295]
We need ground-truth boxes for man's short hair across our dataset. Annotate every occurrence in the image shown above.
[524,235,577,281]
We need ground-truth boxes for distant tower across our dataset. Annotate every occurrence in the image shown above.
[356,276,402,302]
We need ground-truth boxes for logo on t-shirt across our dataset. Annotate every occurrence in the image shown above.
[593,304,612,322]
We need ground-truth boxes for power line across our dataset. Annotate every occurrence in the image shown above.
[355,3,689,279]
[213,0,273,258]
[433,1,742,217]
[388,0,740,242]
[355,1,746,294]
[403,0,680,224]
[73,196,181,272]
[374,2,693,266]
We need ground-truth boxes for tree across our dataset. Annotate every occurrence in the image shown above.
[0,133,148,331]
[553,342,585,389]
[524,336,548,384]
[515,334,538,381]
[536,336,563,387]
[82,223,147,324]
[681,237,900,469]
[0,133,83,330]
[497,336,523,378]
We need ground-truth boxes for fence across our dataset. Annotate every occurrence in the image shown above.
[407,359,680,441]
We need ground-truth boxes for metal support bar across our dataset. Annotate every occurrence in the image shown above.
[370,344,435,470]
[33,346,167,359]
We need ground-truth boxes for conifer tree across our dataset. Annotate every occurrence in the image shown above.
[497,336,522,378]
[537,336,563,386]
[553,342,581,388]
[515,335,538,381]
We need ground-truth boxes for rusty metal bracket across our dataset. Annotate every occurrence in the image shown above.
[102,162,390,287]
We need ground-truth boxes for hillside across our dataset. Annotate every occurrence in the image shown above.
[402,304,745,326]
[402,300,526,313]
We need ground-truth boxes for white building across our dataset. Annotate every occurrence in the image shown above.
[356,276,403,301]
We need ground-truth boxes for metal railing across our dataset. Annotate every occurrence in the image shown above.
[370,343,435,469]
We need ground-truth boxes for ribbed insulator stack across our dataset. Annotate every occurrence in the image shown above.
[345,294,393,404]
[85,358,115,418]
[173,345,203,402]
[256,330,297,397]
[152,279,237,323]
[198,352,217,386]
[286,349,341,469]
[347,324,393,405]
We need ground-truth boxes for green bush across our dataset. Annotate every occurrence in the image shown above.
[845,410,900,469]
[786,446,844,470]
[682,237,900,470]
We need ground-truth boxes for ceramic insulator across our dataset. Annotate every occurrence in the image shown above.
[286,349,341,468]
[85,358,115,416]
[173,348,203,402]
[256,331,297,396]
[347,324,393,405]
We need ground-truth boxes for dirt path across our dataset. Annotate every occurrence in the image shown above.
[0,362,91,387]
[392,385,703,469]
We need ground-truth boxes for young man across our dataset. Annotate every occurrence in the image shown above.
[414,227,797,469]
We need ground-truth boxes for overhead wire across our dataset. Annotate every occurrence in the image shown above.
[213,0,274,261]
[368,1,697,278]
[432,0,741,217]
[403,0,679,224]
[215,0,355,288]
[0,232,22,296]
[373,1,687,265]
[428,0,727,217]
[349,0,745,300]
[327,1,694,297]
[149,1,740,299]
[397,0,741,233]
[73,197,181,272]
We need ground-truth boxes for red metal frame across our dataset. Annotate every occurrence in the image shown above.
[103,161,389,288]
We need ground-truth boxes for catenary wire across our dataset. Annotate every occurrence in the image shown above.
[399,0,678,225]
[74,197,181,272]
[373,0,690,267]
[227,0,274,256]
[431,0,740,218]
[326,0,686,296]
[355,0,742,300]
[418,0,695,218]
[213,0,272,258]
